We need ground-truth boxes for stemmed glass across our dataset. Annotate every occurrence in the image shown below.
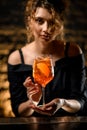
[33,56,54,106]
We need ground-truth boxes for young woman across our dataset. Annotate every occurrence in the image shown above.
[8,0,87,117]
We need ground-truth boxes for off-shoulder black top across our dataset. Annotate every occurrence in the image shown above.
[7,44,87,117]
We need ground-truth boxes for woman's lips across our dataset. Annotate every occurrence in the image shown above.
[40,35,51,40]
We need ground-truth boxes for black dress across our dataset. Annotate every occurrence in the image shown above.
[7,43,87,117]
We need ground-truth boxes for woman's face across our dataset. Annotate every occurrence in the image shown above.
[29,7,58,44]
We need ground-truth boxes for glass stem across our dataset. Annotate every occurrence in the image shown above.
[42,87,45,105]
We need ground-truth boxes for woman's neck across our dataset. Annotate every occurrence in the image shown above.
[30,40,65,58]
[32,41,50,55]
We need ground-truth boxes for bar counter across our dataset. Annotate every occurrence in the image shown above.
[0,116,87,130]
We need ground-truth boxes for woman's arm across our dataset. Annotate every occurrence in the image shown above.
[18,100,34,116]
[8,50,42,117]
[8,50,35,117]
[29,98,81,116]
[62,99,81,113]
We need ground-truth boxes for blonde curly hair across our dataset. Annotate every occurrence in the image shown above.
[24,0,68,42]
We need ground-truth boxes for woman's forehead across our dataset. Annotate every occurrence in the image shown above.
[34,7,52,19]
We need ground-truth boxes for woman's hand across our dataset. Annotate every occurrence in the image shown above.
[23,77,42,105]
[30,98,65,116]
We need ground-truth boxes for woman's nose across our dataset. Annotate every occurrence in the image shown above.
[42,22,48,32]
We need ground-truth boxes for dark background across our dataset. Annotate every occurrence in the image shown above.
[0,0,87,117]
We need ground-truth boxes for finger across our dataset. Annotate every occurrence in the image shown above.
[27,86,39,92]
[36,109,52,116]
[31,106,51,116]
[43,102,56,111]
[23,78,31,86]
[27,87,39,98]
[24,80,34,87]
[44,102,53,108]
[24,77,31,83]
[29,90,39,95]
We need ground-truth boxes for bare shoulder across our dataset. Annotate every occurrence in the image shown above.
[68,42,82,57]
[8,50,21,65]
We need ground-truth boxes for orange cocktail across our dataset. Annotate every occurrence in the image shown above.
[33,56,54,105]
[33,57,54,87]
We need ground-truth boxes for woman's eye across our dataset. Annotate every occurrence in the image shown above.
[35,18,44,24]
